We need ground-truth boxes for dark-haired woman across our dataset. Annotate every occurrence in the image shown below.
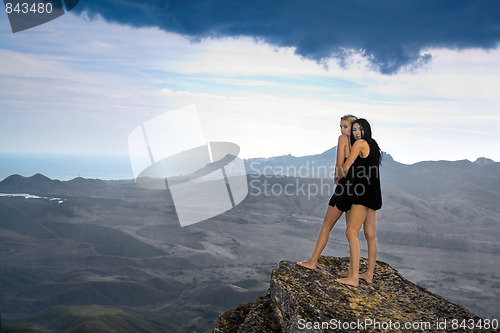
[336,118,382,287]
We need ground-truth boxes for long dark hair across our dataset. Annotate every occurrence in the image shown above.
[350,118,382,165]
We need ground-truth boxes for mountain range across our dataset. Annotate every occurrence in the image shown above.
[1,147,499,332]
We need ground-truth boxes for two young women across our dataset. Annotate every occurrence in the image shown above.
[298,115,382,287]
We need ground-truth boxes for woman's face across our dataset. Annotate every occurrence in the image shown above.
[352,123,364,140]
[340,120,351,136]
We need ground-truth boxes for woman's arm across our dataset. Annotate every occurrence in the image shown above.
[334,135,349,183]
[338,140,369,179]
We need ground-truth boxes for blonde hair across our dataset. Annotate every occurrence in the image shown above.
[341,114,357,124]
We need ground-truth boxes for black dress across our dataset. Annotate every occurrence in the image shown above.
[328,158,355,212]
[328,142,382,211]
[349,143,382,210]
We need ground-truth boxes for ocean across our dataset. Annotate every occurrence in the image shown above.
[0,153,134,181]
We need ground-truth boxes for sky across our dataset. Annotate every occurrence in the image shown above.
[1,0,500,173]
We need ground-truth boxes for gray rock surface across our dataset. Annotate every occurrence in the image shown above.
[213,256,488,332]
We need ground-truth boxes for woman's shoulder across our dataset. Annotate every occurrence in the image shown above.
[353,139,368,147]
[337,134,349,144]
[353,139,370,157]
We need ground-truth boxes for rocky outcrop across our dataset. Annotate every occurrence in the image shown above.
[213,257,487,332]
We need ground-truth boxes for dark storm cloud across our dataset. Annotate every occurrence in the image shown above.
[74,0,500,74]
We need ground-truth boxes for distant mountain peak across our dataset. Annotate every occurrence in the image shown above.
[213,257,482,332]
[381,151,394,161]
[473,157,495,165]
[0,173,61,193]
[29,173,53,182]
[1,173,53,183]
[1,173,24,182]
[319,146,337,157]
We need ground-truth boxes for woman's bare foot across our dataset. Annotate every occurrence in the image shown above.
[335,277,358,287]
[338,271,350,278]
[296,260,316,270]
[359,272,373,284]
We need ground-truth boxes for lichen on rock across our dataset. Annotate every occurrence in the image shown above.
[213,256,486,332]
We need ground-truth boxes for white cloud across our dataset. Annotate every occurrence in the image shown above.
[0,12,499,164]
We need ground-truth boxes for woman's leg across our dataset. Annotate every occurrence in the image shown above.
[336,204,368,287]
[297,205,343,269]
[338,209,351,277]
[360,209,377,284]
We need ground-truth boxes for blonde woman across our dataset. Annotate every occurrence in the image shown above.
[297,114,357,270]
